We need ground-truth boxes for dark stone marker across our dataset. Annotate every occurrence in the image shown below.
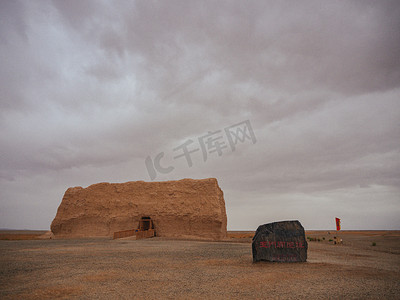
[252,220,308,262]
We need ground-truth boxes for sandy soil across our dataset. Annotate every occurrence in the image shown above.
[0,231,399,299]
[0,230,48,240]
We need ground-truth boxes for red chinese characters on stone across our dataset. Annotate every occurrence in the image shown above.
[276,241,285,248]
[286,241,295,249]
[260,241,304,249]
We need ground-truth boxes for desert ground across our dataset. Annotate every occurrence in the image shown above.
[0,230,399,299]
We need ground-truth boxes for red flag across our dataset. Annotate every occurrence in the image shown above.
[335,217,341,231]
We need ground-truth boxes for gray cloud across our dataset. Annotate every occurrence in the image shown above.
[0,0,399,230]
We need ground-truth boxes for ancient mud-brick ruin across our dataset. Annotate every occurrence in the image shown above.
[51,178,227,240]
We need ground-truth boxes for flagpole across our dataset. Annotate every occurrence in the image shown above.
[337,229,339,245]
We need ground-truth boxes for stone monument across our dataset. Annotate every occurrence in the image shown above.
[252,220,308,262]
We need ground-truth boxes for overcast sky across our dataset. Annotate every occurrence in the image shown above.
[1,0,399,230]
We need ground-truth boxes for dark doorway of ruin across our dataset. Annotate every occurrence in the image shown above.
[138,216,153,231]
[136,216,155,239]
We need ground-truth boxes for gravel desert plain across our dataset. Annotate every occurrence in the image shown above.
[1,230,399,299]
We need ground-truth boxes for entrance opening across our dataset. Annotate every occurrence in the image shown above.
[113,216,155,240]
[138,216,153,231]
[136,216,155,239]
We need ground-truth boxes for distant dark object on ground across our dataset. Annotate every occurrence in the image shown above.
[252,220,308,262]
